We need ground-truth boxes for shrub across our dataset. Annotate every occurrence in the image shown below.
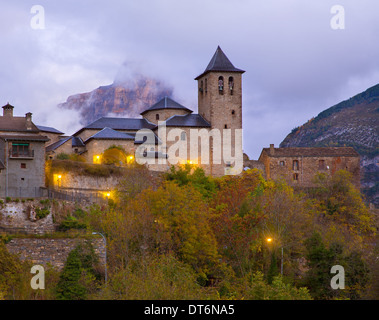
[56,153,70,160]
[69,154,86,162]
[35,207,50,219]
[58,215,87,231]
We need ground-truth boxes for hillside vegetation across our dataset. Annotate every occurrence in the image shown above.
[1,165,377,300]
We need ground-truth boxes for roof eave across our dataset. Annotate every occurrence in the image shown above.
[194,69,245,80]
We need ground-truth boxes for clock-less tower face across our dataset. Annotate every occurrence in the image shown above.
[195,46,244,133]
[195,46,245,176]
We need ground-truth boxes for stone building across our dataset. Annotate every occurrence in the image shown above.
[258,144,361,188]
[53,46,245,177]
[0,103,49,197]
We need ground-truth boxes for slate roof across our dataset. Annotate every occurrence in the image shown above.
[72,136,85,147]
[134,129,161,145]
[140,96,192,115]
[261,147,360,158]
[85,127,135,143]
[74,117,156,136]
[0,134,49,142]
[46,136,72,152]
[164,114,211,128]
[195,46,245,80]
[36,125,64,134]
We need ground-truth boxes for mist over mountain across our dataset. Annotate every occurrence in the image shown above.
[280,84,379,205]
[58,64,173,125]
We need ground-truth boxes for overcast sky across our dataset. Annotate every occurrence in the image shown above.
[1,0,379,159]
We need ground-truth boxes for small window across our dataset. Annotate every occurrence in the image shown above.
[293,173,299,181]
[156,114,160,120]
[21,163,26,169]
[218,76,224,94]
[231,110,235,115]
[181,131,186,141]
[318,160,326,170]
[228,77,234,94]
[74,148,79,153]
[293,160,299,171]
[279,161,285,167]
[224,124,228,129]
[200,80,203,93]
[21,178,25,181]
[205,79,208,93]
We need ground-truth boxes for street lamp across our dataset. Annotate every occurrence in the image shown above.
[92,232,107,285]
[266,237,284,276]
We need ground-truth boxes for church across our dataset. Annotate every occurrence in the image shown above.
[47,46,245,177]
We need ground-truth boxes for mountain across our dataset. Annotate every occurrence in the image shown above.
[58,74,173,125]
[280,84,379,206]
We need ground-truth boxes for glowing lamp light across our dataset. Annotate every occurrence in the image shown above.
[58,175,62,179]
[106,193,111,197]
[266,238,273,243]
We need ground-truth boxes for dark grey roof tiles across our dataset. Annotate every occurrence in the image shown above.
[0,134,49,142]
[46,136,72,152]
[74,117,156,135]
[140,96,192,115]
[85,127,136,142]
[165,114,211,127]
[36,125,64,134]
[195,46,245,80]
[71,136,85,147]
[262,147,360,158]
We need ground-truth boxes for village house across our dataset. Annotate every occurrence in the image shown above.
[0,103,49,198]
[258,144,361,188]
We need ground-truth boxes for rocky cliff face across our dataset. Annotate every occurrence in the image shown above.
[280,84,379,206]
[58,75,173,125]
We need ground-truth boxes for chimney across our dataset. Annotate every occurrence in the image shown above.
[270,144,275,155]
[2,103,14,118]
[26,112,33,130]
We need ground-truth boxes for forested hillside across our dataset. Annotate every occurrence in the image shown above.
[1,164,377,300]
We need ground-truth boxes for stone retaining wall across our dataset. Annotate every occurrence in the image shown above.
[6,238,106,271]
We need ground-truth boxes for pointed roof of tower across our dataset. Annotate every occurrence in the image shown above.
[195,46,245,80]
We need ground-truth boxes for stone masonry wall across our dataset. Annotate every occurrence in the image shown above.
[6,238,106,271]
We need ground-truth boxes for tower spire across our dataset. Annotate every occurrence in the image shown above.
[195,46,245,80]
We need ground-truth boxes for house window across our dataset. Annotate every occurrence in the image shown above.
[224,124,228,129]
[318,160,326,170]
[293,173,299,181]
[205,79,208,93]
[218,76,224,94]
[11,143,32,158]
[200,80,204,93]
[293,160,299,171]
[279,161,285,167]
[21,163,26,169]
[181,131,186,141]
[156,114,160,120]
[228,76,234,94]
[231,110,235,115]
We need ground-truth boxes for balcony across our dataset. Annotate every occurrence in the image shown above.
[9,149,34,159]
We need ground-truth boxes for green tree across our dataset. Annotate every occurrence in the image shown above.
[56,243,100,300]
